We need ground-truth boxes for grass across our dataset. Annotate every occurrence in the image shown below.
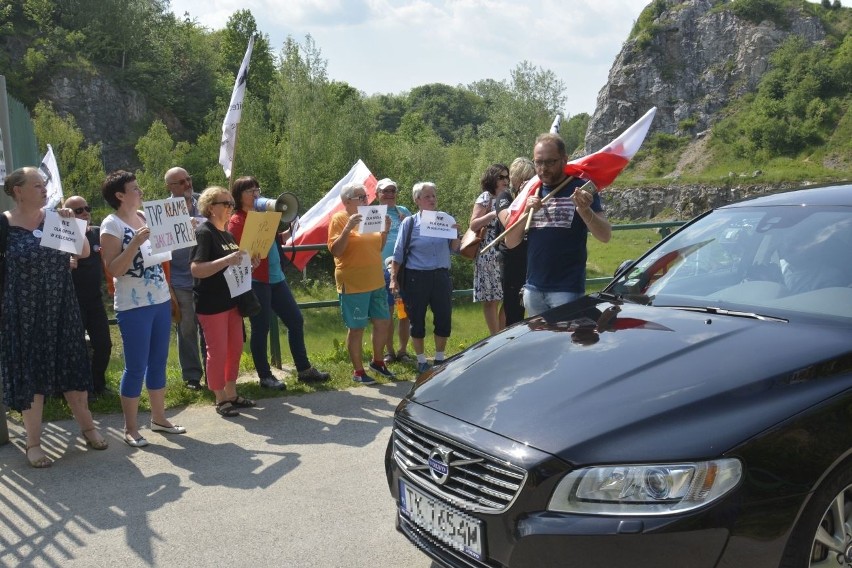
[30,225,663,422]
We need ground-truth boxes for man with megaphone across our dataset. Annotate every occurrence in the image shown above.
[228,176,330,389]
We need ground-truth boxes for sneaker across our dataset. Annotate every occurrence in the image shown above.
[352,372,377,385]
[297,367,331,383]
[383,352,395,364]
[259,376,287,390]
[396,352,414,364]
[185,380,203,391]
[369,361,396,378]
[417,362,432,374]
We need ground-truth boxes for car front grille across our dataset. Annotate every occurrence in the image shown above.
[392,418,526,513]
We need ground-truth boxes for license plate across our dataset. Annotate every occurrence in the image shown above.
[399,479,484,561]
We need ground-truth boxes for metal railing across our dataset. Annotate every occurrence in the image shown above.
[266,220,685,365]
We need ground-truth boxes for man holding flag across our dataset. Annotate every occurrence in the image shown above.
[500,107,656,317]
[503,133,611,317]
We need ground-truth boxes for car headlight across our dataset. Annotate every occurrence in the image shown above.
[548,459,742,516]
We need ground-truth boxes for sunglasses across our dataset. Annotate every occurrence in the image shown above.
[498,175,510,180]
[71,206,92,214]
[380,188,397,194]
[349,194,368,202]
[212,200,235,208]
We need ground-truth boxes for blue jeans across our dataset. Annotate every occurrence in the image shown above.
[249,280,310,377]
[522,287,583,317]
[115,301,171,397]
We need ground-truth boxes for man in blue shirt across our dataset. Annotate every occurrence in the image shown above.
[376,178,413,363]
[504,134,612,316]
[165,167,205,390]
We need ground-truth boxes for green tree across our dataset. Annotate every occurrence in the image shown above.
[135,120,190,197]
[32,101,105,207]
[220,10,275,105]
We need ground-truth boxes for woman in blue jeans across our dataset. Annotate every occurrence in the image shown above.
[228,176,329,389]
[100,170,186,447]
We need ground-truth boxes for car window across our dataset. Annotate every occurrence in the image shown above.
[609,206,852,321]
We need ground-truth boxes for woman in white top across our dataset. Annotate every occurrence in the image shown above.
[100,170,186,448]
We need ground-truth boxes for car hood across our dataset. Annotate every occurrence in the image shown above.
[406,297,852,465]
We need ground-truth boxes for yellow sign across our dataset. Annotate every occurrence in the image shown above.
[238,211,282,258]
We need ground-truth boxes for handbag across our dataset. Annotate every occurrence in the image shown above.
[459,226,486,260]
[396,216,414,293]
[236,290,262,317]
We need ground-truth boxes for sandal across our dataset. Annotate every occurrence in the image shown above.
[215,400,240,417]
[383,352,396,364]
[26,445,53,468]
[231,396,256,408]
[82,428,109,450]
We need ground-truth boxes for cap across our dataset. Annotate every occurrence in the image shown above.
[377,178,398,191]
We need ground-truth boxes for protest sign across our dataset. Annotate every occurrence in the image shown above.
[223,252,252,298]
[39,211,86,255]
[357,204,386,233]
[419,210,457,239]
[144,197,197,254]
[238,211,281,258]
[141,240,171,268]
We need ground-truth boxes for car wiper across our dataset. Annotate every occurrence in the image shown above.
[672,306,788,322]
[597,291,654,305]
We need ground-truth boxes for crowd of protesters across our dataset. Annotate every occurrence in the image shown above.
[0,131,610,467]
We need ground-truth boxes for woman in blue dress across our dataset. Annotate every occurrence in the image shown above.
[1,167,107,468]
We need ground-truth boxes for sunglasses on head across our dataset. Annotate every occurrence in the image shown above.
[71,206,92,214]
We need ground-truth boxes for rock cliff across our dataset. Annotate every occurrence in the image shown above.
[586,0,826,152]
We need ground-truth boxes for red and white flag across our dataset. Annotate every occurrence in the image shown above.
[286,159,377,270]
[505,107,657,228]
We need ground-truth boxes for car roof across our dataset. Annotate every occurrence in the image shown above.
[722,183,852,209]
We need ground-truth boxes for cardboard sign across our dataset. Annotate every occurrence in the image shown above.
[223,252,253,298]
[144,197,197,254]
[238,211,282,258]
[39,211,86,255]
[358,204,386,233]
[419,210,458,239]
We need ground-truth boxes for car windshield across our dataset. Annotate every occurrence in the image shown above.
[607,204,852,322]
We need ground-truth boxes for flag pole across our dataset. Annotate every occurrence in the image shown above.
[481,176,594,255]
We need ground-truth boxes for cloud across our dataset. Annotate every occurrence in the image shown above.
[169,0,649,113]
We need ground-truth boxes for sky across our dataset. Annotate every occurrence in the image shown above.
[168,0,650,116]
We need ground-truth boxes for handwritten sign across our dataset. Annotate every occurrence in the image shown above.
[40,211,86,254]
[141,240,171,268]
[358,204,386,234]
[419,210,457,239]
[223,252,253,298]
[144,197,197,254]
[238,211,282,258]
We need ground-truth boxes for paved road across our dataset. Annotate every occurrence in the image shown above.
[0,381,437,568]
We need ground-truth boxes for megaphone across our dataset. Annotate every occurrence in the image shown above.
[254,192,300,231]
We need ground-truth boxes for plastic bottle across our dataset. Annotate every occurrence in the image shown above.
[395,297,408,319]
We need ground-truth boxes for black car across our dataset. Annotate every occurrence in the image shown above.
[385,183,852,568]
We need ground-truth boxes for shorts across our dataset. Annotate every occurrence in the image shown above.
[339,287,391,329]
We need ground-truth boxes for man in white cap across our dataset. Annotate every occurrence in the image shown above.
[375,178,412,363]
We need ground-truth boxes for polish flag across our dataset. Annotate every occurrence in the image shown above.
[286,159,377,270]
[505,107,657,228]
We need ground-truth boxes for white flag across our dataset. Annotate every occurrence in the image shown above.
[219,35,255,179]
[40,144,63,209]
[550,114,562,134]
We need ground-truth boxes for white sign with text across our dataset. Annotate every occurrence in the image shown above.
[39,211,87,255]
[223,252,253,298]
[144,197,197,254]
[141,240,171,268]
[357,204,387,234]
[419,210,458,239]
